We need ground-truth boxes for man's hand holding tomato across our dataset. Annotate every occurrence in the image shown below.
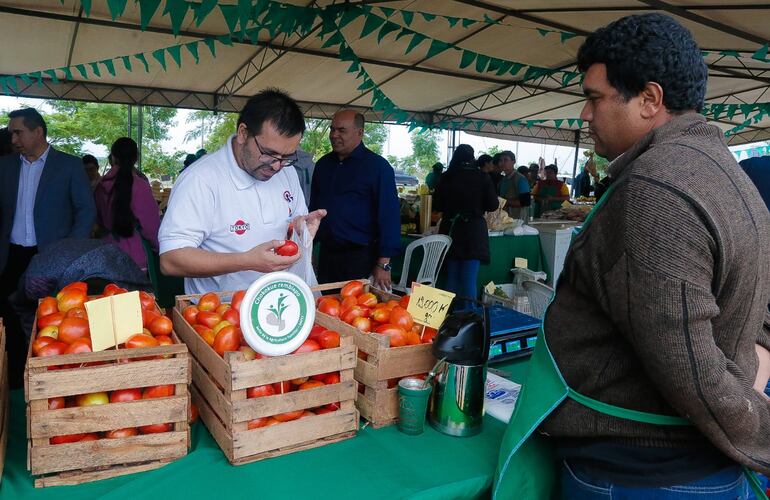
[242,240,302,273]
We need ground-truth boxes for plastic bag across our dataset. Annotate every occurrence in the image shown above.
[286,217,318,289]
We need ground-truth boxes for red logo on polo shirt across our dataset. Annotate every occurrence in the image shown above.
[229,220,250,235]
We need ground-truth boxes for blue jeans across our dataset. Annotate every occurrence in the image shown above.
[561,460,748,499]
[444,258,480,305]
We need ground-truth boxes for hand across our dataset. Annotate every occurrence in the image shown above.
[242,240,301,273]
[371,265,392,291]
[292,209,326,240]
[586,157,597,177]
[753,344,770,396]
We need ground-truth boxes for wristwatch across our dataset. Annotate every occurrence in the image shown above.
[376,262,392,272]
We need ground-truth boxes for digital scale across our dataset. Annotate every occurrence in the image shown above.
[485,305,541,363]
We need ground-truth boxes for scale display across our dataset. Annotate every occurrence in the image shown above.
[486,305,541,363]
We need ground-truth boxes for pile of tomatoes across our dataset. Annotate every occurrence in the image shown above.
[315,280,437,348]
[181,291,343,428]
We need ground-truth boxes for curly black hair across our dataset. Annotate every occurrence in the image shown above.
[577,13,707,112]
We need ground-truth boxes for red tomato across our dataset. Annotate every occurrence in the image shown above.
[139,423,173,434]
[57,289,87,313]
[75,392,109,406]
[148,316,173,336]
[357,292,378,308]
[421,327,438,343]
[315,406,338,414]
[48,397,66,410]
[291,376,309,386]
[317,298,341,317]
[299,380,325,390]
[197,292,221,312]
[340,296,357,312]
[275,240,299,256]
[138,291,156,311]
[215,303,230,315]
[230,290,246,312]
[340,281,364,298]
[64,338,92,354]
[57,317,90,344]
[316,329,341,349]
[143,385,175,399]
[37,297,59,317]
[102,283,121,295]
[370,307,390,324]
[308,324,326,340]
[155,335,173,347]
[182,305,199,325]
[212,320,232,335]
[65,307,87,319]
[222,307,240,327]
[37,340,68,358]
[375,324,407,347]
[351,316,372,333]
[323,372,341,385]
[341,306,367,325]
[38,325,59,339]
[273,410,304,422]
[247,417,270,429]
[32,336,56,356]
[196,311,222,329]
[404,330,421,346]
[38,311,65,329]
[110,388,143,403]
[125,333,160,349]
[273,381,292,394]
[79,433,99,442]
[105,428,138,439]
[301,410,316,418]
[386,300,400,309]
[213,325,241,356]
[247,384,276,398]
[399,295,410,309]
[292,339,320,354]
[50,433,86,445]
[56,282,88,299]
[193,325,215,346]
[189,402,198,424]
[389,306,414,332]
[141,308,161,327]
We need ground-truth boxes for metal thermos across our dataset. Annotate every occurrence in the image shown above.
[428,307,490,437]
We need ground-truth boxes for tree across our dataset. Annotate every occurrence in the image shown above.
[478,145,502,157]
[300,119,331,161]
[398,129,441,178]
[577,150,610,178]
[185,110,237,152]
[364,122,388,155]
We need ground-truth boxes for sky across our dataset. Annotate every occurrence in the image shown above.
[2,95,767,179]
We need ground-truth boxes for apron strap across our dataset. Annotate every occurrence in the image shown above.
[567,388,690,426]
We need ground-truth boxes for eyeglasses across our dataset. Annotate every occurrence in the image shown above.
[252,136,298,168]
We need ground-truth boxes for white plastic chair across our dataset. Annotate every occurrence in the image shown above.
[392,235,452,293]
[522,280,555,320]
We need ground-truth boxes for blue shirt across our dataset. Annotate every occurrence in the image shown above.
[11,146,50,246]
[740,156,770,212]
[309,143,401,257]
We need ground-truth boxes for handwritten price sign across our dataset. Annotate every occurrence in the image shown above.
[407,283,456,329]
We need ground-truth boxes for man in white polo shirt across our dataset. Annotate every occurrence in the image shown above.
[159,89,325,294]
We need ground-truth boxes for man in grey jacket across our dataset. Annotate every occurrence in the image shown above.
[542,13,770,497]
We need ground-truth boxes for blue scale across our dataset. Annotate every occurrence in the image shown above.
[485,305,541,363]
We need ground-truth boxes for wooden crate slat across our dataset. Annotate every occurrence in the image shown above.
[232,409,358,460]
[172,307,228,388]
[231,380,356,422]
[34,460,172,488]
[190,384,234,461]
[191,361,233,428]
[29,397,187,438]
[27,357,188,400]
[27,343,187,369]
[30,432,187,475]
[375,344,434,380]
[230,346,356,390]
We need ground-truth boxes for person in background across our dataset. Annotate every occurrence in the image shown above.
[496,150,531,220]
[739,156,769,212]
[527,162,540,188]
[532,164,569,216]
[572,165,592,198]
[0,127,13,156]
[425,162,444,191]
[433,144,497,304]
[517,165,530,177]
[310,109,400,290]
[82,154,101,190]
[294,148,315,202]
[94,137,161,272]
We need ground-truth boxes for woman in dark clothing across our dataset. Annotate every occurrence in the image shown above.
[433,144,498,302]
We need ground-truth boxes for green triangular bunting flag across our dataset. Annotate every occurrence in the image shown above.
[426,39,451,59]
[185,41,200,63]
[135,53,150,72]
[43,69,60,84]
[401,10,414,26]
[120,55,132,72]
[167,45,183,68]
[101,59,116,77]
[405,33,427,55]
[151,49,167,71]
[219,5,239,35]
[138,0,161,29]
[75,64,88,79]
[88,62,101,77]
[377,21,401,43]
[460,50,476,69]
[361,13,386,38]
[193,0,217,27]
[106,0,128,20]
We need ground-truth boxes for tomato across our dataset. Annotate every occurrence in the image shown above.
[143,385,175,399]
[404,330,421,345]
[57,282,88,299]
[340,296,357,312]
[110,388,142,403]
[141,308,160,328]
[38,325,59,339]
[32,336,56,356]
[399,295,410,309]
[389,307,414,332]
[197,292,221,312]
[57,317,90,344]
[79,433,99,442]
[189,402,198,424]
[50,433,86,445]
[148,315,173,336]
[213,325,241,356]
[291,376,309,386]
[316,329,340,349]
[273,381,292,394]
[273,410,304,422]
[299,380,325,390]
[375,324,407,347]
[38,311,65,329]
[48,397,66,410]
[301,410,316,418]
[421,327,438,343]
[247,384,276,398]
[370,307,390,324]
[323,372,341,385]
[222,308,240,327]
[315,405,338,414]
[275,240,299,256]
[216,304,230,315]
[139,423,173,434]
[64,338,92,354]
[239,345,259,360]
[105,428,138,439]
[182,305,199,325]
[196,311,222,329]
[57,289,87,313]
[193,325,216,346]
[247,417,270,429]
[76,392,109,406]
[230,290,246,312]
[125,333,160,349]
[264,418,281,427]
[341,306,367,325]
[351,316,372,333]
[138,291,156,311]
[37,297,59,317]
[155,335,173,347]
[317,298,341,317]
[37,340,69,358]
[212,320,231,335]
[340,280,364,298]
[357,292,378,308]
[103,283,122,296]
[65,307,87,319]
[292,339,320,355]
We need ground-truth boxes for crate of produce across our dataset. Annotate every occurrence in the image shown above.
[314,280,437,428]
[0,320,7,485]
[25,283,190,488]
[173,289,358,465]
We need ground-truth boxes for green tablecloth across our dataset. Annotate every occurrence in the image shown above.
[0,356,528,500]
[392,234,542,294]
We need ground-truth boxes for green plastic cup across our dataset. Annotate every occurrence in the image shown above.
[397,377,433,435]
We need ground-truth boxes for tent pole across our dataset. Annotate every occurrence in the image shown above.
[127,104,132,138]
[137,105,143,171]
[571,129,580,187]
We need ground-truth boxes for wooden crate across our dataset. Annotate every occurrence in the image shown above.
[174,291,358,465]
[314,281,437,428]
[25,311,191,488]
[0,320,7,485]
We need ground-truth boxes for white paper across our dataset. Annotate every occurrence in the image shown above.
[484,372,522,423]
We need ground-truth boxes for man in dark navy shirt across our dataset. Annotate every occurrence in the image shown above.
[309,110,400,290]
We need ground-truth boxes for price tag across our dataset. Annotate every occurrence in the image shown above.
[407,283,455,329]
[84,291,143,352]
[514,257,528,269]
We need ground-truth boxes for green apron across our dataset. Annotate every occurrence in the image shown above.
[493,186,768,499]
